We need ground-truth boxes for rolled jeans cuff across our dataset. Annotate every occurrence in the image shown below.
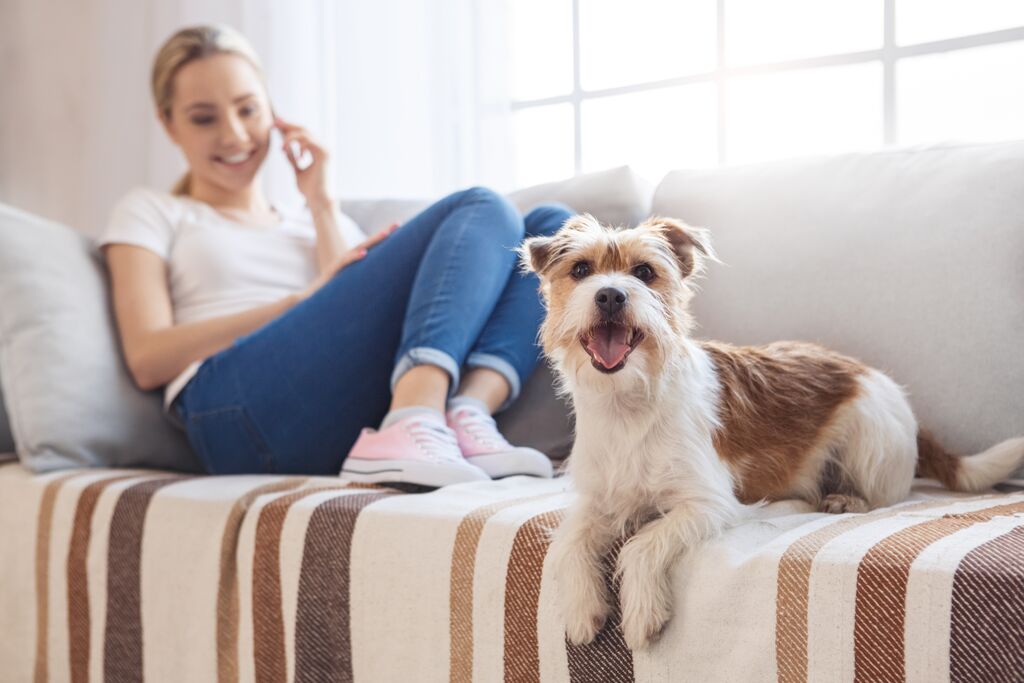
[391,346,461,399]
[465,352,521,413]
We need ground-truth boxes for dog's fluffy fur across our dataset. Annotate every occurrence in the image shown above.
[520,214,1024,650]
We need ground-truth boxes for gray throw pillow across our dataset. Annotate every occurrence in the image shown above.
[0,203,201,473]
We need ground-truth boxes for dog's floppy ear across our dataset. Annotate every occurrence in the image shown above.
[642,216,716,278]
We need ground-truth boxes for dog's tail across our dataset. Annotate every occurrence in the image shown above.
[916,429,1024,492]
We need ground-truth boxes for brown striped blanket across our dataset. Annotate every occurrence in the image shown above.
[2,460,1023,682]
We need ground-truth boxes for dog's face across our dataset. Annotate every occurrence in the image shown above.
[521,214,713,390]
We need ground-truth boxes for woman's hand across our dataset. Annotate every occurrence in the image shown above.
[275,115,333,207]
[295,224,399,302]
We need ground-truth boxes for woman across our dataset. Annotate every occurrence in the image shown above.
[98,25,571,486]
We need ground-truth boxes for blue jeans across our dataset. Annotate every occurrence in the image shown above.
[173,187,572,475]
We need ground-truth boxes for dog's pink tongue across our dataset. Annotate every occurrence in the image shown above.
[587,325,630,369]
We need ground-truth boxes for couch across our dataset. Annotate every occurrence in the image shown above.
[1,142,1023,682]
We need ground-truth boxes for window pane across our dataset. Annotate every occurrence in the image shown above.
[726,63,883,164]
[897,41,1024,145]
[897,0,1024,45]
[726,0,882,65]
[579,0,717,91]
[581,85,718,181]
[508,0,574,100]
[512,104,576,188]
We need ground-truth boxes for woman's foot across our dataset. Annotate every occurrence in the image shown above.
[446,400,553,479]
[341,411,489,487]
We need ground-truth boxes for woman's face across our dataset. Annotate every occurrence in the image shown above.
[162,53,272,194]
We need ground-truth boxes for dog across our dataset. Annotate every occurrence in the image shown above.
[519,214,1024,651]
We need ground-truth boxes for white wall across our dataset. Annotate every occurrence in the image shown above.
[0,0,512,237]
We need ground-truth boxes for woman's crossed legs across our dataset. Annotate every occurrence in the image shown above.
[175,187,571,480]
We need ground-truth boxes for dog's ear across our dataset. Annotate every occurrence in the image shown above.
[642,217,716,278]
[519,235,557,275]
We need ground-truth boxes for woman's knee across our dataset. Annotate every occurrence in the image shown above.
[451,185,524,244]
[523,202,574,237]
[452,185,512,213]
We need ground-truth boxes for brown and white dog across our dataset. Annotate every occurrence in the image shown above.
[520,214,1024,651]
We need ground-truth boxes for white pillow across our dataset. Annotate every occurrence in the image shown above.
[507,165,653,228]
[652,141,1024,456]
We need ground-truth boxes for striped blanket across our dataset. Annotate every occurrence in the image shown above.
[2,460,1022,682]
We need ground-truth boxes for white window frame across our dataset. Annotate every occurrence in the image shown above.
[509,0,1024,173]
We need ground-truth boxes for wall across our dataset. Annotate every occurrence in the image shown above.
[0,0,510,237]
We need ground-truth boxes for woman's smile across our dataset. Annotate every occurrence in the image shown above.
[212,147,258,169]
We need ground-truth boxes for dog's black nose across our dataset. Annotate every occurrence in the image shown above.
[595,287,627,315]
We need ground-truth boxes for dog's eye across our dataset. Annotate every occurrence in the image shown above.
[632,264,655,283]
[570,261,591,280]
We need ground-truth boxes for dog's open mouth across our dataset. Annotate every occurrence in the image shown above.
[581,323,644,373]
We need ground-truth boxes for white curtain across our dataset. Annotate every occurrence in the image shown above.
[0,0,514,238]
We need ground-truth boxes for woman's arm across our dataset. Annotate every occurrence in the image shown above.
[275,116,356,272]
[104,243,299,391]
[104,227,393,392]
[306,196,350,273]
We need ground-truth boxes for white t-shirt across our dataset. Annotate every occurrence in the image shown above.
[97,187,364,416]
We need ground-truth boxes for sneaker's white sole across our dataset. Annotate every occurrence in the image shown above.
[466,448,554,479]
[340,458,489,488]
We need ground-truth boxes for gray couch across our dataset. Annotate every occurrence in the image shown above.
[1,143,1023,682]
[2,141,1022,467]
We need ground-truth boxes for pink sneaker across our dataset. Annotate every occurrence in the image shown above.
[446,405,553,479]
[341,413,489,487]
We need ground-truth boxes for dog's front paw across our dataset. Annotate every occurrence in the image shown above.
[616,537,673,650]
[620,608,667,651]
[618,576,671,650]
[562,593,611,645]
[552,537,612,645]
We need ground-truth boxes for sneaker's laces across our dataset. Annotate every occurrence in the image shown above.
[452,408,511,451]
[406,420,462,462]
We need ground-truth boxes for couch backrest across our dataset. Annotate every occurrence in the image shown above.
[339,165,653,237]
[651,141,1024,454]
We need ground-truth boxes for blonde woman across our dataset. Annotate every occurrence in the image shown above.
[98,25,569,486]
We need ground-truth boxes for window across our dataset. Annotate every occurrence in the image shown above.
[506,0,1024,187]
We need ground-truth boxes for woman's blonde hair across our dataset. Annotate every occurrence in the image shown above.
[151,25,266,196]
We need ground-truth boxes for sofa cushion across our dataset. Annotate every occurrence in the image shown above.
[4,463,1022,681]
[0,203,201,472]
[651,141,1024,455]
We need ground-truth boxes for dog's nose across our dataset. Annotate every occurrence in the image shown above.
[595,287,627,315]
